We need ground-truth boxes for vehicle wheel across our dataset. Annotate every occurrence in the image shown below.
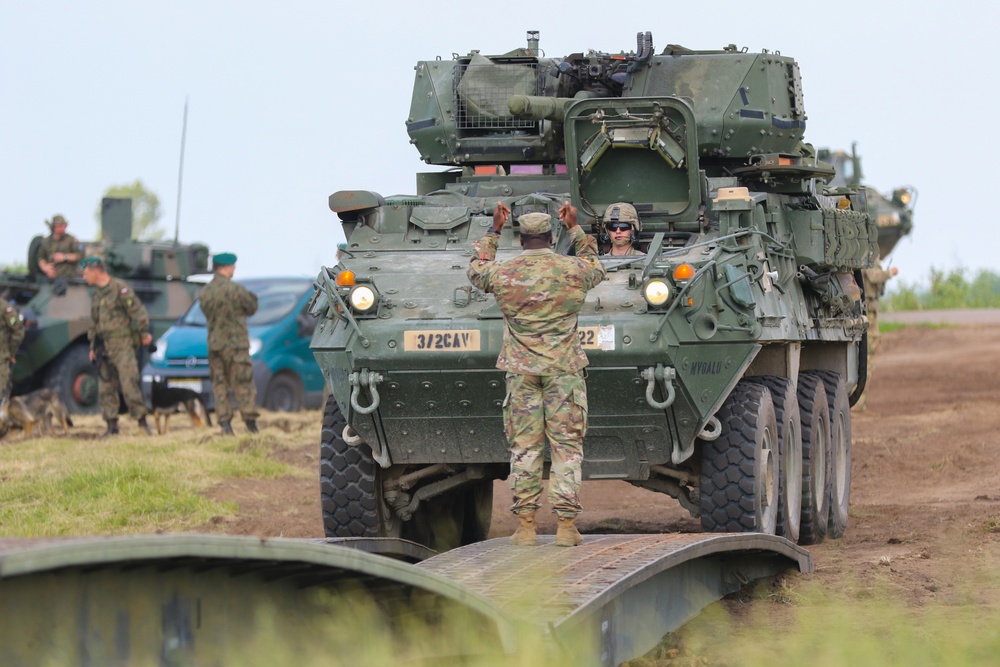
[264,373,304,412]
[700,380,780,534]
[753,375,803,544]
[796,373,831,545]
[319,395,391,538]
[45,342,100,415]
[809,370,852,539]
[462,480,494,544]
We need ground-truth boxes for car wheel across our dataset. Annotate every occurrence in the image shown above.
[264,373,303,412]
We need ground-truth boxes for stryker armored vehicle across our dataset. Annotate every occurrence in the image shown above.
[1,198,210,413]
[310,32,875,551]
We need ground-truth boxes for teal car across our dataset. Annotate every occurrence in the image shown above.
[141,277,324,412]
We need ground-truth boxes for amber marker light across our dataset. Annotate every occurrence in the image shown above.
[336,270,356,287]
[673,263,695,281]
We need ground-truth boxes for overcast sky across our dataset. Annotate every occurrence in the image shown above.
[1,1,993,286]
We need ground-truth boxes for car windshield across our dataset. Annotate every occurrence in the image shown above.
[180,280,309,327]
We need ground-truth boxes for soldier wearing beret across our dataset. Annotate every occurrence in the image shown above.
[37,215,84,282]
[468,201,606,547]
[199,252,259,435]
[81,257,153,436]
[1,301,25,405]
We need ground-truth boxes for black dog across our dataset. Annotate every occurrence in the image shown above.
[151,385,212,435]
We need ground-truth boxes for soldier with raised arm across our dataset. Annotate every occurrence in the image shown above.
[467,201,606,547]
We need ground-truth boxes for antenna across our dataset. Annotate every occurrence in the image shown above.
[174,97,189,244]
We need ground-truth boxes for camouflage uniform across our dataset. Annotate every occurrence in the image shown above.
[856,261,897,410]
[199,274,259,422]
[468,221,606,518]
[38,231,84,280]
[1,304,25,400]
[89,277,150,420]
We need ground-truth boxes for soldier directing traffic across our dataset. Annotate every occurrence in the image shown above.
[467,201,606,547]
[1,301,25,404]
[81,257,153,436]
[37,215,84,282]
[199,252,259,435]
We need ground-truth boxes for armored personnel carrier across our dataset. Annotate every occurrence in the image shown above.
[1,198,210,413]
[310,32,875,551]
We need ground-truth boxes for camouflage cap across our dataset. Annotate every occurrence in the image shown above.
[603,202,640,231]
[518,212,552,235]
[51,214,68,227]
[79,256,103,269]
[212,252,237,267]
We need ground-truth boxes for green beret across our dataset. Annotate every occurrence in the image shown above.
[518,212,552,235]
[212,252,237,266]
[79,256,103,269]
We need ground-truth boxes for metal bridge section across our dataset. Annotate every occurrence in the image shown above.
[0,533,811,666]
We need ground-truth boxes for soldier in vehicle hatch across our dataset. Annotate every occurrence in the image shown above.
[467,201,606,547]
[82,257,153,437]
[37,215,84,283]
[199,252,259,435]
[598,202,645,257]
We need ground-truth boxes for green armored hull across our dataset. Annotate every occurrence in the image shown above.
[311,32,873,551]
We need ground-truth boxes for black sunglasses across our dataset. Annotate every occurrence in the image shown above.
[607,222,633,231]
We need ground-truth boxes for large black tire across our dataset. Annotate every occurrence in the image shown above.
[45,342,100,415]
[796,373,831,545]
[264,372,304,412]
[809,370,852,539]
[753,375,803,544]
[700,381,780,534]
[319,395,385,538]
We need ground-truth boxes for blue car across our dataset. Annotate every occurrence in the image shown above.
[141,277,324,412]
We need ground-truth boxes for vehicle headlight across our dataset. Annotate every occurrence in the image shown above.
[150,340,167,362]
[349,285,377,312]
[248,337,263,357]
[643,280,671,307]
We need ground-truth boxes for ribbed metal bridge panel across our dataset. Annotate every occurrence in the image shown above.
[0,533,810,666]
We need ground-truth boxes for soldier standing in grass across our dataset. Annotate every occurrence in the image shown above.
[1,301,25,404]
[199,252,259,435]
[82,257,152,437]
[467,201,606,547]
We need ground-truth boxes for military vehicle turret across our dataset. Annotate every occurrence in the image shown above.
[1,198,210,413]
[310,32,875,551]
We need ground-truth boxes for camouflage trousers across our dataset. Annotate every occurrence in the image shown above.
[99,336,148,421]
[208,348,258,422]
[503,370,587,519]
[0,358,11,403]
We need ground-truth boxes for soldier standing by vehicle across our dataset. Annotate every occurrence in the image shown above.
[1,301,25,404]
[81,257,153,436]
[37,215,84,283]
[467,201,606,547]
[199,252,259,435]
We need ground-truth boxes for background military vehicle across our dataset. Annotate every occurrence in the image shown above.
[310,32,876,551]
[1,197,210,414]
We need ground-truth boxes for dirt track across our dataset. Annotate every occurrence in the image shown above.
[203,317,1000,614]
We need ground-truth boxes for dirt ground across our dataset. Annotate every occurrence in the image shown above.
[200,315,1000,614]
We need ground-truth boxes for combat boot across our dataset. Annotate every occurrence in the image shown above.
[510,513,537,546]
[220,420,234,436]
[101,419,120,438]
[555,517,583,547]
[245,419,259,434]
[137,416,152,435]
